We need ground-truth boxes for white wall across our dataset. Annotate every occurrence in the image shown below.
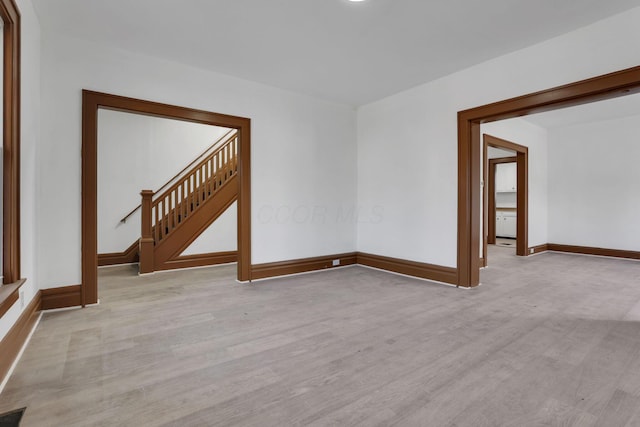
[548,114,640,250]
[482,118,549,248]
[357,7,640,267]
[97,109,234,254]
[38,33,357,288]
[0,0,40,342]
[487,147,515,159]
[182,202,237,255]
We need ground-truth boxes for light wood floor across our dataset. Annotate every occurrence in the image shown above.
[1,247,640,426]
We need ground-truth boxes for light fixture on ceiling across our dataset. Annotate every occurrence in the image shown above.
[348,0,367,2]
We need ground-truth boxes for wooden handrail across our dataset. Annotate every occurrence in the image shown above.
[150,135,238,242]
[120,129,237,223]
[153,135,236,204]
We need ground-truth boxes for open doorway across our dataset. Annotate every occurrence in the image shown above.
[481,134,528,267]
[458,65,640,288]
[96,110,238,271]
[82,91,251,306]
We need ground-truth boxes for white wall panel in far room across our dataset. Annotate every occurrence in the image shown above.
[547,114,640,251]
[181,202,237,255]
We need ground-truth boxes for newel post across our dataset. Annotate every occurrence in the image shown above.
[139,190,155,274]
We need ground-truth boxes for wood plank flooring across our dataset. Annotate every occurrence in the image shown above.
[1,246,640,426]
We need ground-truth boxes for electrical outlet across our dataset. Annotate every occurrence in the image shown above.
[530,248,534,254]
[19,288,25,309]
[332,259,340,267]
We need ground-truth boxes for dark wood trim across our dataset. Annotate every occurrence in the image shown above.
[138,190,154,274]
[528,244,549,255]
[483,140,490,253]
[40,285,83,310]
[238,118,251,282]
[457,119,482,286]
[82,90,252,305]
[547,244,640,260]
[248,251,458,286]
[490,156,518,165]
[525,243,639,259]
[156,251,238,271]
[0,278,25,319]
[251,253,358,280]
[0,291,39,387]
[458,65,640,287]
[484,133,529,153]
[98,240,139,267]
[487,158,496,247]
[1,0,21,284]
[516,150,528,257]
[357,252,458,285]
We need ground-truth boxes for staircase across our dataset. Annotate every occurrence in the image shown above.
[101,131,239,273]
[139,131,239,273]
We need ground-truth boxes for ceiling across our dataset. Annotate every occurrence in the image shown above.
[523,91,640,129]
[31,0,640,106]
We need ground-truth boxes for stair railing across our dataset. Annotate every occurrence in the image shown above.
[120,128,237,223]
[150,133,237,241]
[139,134,238,274]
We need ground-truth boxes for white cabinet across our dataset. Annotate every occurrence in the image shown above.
[495,162,516,193]
[496,211,517,238]
[503,215,516,238]
[496,212,506,237]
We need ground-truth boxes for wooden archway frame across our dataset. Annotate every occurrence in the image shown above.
[458,65,640,288]
[82,91,251,305]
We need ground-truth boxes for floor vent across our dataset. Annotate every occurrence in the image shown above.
[0,407,26,426]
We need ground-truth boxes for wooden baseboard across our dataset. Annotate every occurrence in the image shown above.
[251,252,358,280]
[0,291,41,387]
[156,251,238,271]
[357,252,458,285]
[250,251,456,285]
[547,244,640,260]
[98,240,139,267]
[41,285,83,310]
[528,244,549,255]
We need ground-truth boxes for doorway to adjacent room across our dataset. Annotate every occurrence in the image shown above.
[481,134,528,267]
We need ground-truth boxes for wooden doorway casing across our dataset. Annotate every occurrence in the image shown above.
[482,134,528,268]
[458,65,640,288]
[82,90,251,305]
[1,0,21,284]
